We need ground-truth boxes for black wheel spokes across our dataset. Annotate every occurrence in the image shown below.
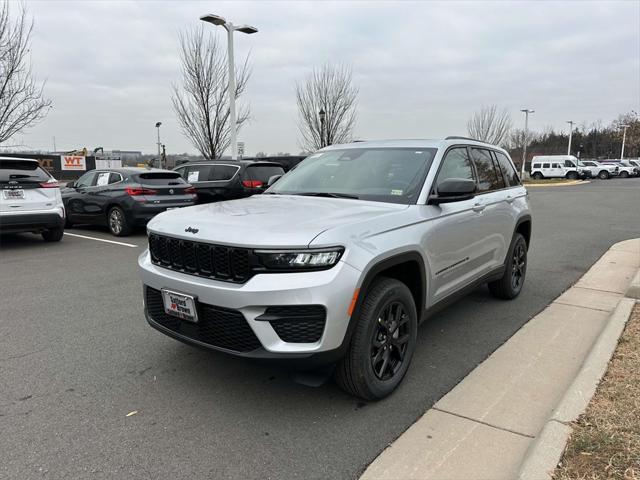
[511,243,526,289]
[371,302,410,380]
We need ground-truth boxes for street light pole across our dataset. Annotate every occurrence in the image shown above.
[566,120,574,156]
[200,14,258,160]
[620,124,629,160]
[520,109,534,179]
[155,122,162,168]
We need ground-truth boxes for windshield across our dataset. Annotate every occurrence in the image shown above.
[267,148,437,204]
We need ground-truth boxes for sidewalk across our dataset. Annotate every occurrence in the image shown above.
[361,239,640,480]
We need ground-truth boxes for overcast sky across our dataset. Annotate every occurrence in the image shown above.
[13,0,640,156]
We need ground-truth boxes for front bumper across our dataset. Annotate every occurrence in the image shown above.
[0,208,65,233]
[138,249,361,363]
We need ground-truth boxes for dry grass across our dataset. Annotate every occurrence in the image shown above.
[554,303,640,480]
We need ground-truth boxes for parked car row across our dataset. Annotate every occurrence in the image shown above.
[530,155,639,180]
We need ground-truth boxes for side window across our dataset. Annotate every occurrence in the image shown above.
[435,147,475,192]
[542,163,550,168]
[210,165,239,181]
[108,173,122,184]
[186,165,211,183]
[471,148,503,192]
[495,152,521,186]
[174,167,186,179]
[552,163,560,168]
[532,163,541,169]
[95,171,110,186]
[75,171,97,188]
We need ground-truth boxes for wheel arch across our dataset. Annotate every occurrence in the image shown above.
[514,215,532,249]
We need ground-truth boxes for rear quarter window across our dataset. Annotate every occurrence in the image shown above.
[0,160,51,183]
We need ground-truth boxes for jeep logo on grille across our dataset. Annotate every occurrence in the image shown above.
[169,189,174,194]
[185,227,199,234]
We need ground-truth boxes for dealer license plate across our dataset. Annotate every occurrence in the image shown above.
[3,189,24,199]
[161,289,198,322]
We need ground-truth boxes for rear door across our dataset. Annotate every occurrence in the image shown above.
[0,159,58,213]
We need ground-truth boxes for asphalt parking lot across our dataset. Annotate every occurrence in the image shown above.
[1,179,639,480]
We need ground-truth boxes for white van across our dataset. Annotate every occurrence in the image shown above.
[530,155,586,180]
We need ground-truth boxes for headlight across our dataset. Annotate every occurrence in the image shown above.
[255,247,344,271]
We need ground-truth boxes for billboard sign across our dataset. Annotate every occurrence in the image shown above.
[61,155,86,171]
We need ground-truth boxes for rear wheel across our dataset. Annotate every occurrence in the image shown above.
[107,206,131,236]
[532,172,543,180]
[488,233,527,300]
[335,277,417,400]
[598,170,609,180]
[42,226,64,242]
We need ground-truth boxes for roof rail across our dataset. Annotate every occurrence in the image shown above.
[444,136,487,143]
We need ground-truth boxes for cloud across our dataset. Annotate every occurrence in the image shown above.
[14,0,640,155]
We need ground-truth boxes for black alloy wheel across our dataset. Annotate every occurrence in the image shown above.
[370,302,411,381]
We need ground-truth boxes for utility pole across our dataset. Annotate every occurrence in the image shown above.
[566,120,574,156]
[52,136,56,152]
[155,122,162,168]
[520,109,534,179]
[620,124,629,160]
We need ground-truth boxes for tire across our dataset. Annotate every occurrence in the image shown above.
[619,171,629,178]
[107,206,132,236]
[532,172,543,180]
[488,233,528,300]
[42,226,64,242]
[335,277,418,400]
[598,170,609,180]
[566,171,578,180]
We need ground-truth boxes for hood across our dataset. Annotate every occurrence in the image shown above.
[147,194,408,248]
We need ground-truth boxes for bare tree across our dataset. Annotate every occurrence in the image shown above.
[0,2,51,144]
[467,105,512,146]
[172,27,251,159]
[296,64,358,151]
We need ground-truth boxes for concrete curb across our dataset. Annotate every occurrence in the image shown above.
[626,270,640,299]
[518,296,637,480]
[524,180,590,188]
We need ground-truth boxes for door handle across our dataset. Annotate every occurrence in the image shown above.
[472,202,486,213]
[506,195,514,204]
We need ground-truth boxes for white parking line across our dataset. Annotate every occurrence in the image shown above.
[63,232,139,248]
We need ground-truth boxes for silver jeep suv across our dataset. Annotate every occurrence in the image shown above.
[138,138,531,399]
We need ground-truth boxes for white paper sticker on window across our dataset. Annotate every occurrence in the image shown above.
[96,172,110,186]
[187,171,200,182]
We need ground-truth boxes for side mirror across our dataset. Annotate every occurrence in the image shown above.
[428,178,476,205]
[67,181,76,188]
[267,174,282,187]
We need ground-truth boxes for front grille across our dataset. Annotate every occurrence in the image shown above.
[148,233,251,283]
[259,305,326,343]
[145,287,262,353]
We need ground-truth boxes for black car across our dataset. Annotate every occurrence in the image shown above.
[242,155,307,172]
[62,168,197,236]
[173,160,285,203]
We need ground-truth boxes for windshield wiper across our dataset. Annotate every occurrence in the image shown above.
[294,192,359,199]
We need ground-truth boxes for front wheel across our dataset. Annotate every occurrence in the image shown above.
[619,171,629,178]
[335,277,418,400]
[107,206,132,236]
[488,233,528,300]
[566,171,578,180]
[598,170,610,180]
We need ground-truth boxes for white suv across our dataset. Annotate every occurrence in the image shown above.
[138,138,532,399]
[0,157,65,242]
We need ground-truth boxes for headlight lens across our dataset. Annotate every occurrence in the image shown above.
[255,247,344,271]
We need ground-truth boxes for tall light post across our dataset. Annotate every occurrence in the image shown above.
[520,109,534,178]
[619,124,630,160]
[200,14,258,160]
[566,120,574,156]
[319,108,326,148]
[155,122,162,168]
